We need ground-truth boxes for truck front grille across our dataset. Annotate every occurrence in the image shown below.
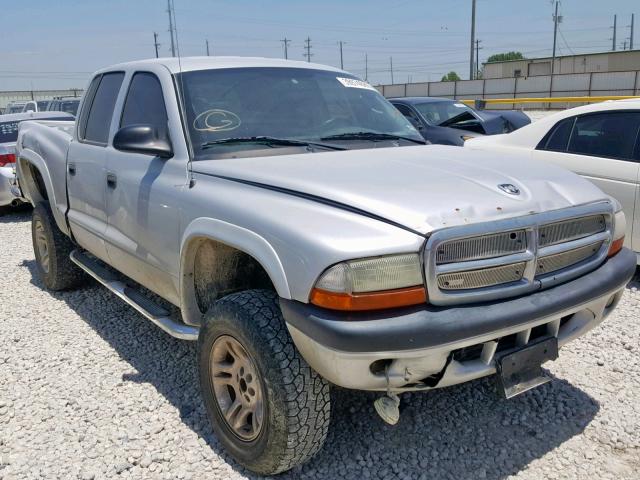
[438,262,526,290]
[536,241,603,276]
[538,215,606,247]
[424,204,613,305]
[435,230,526,264]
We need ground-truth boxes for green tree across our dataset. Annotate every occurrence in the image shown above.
[441,71,461,82]
[486,51,525,63]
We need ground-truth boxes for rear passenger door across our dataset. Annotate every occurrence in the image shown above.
[534,111,640,250]
[66,72,124,262]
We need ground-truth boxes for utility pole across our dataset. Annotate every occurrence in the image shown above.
[612,14,617,51]
[281,38,291,59]
[623,40,627,50]
[206,39,210,56]
[390,56,394,84]
[629,13,635,50]
[167,0,176,57]
[365,53,368,81]
[469,0,476,80]
[338,41,345,69]
[304,37,313,62]
[551,1,560,76]
[475,39,482,79]
[153,32,160,58]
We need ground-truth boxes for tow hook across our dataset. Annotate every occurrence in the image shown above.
[373,366,401,425]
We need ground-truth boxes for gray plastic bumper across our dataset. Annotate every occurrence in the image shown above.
[281,248,635,391]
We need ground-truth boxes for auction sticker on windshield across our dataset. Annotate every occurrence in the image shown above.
[336,77,377,91]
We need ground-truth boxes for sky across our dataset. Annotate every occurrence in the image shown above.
[0,0,637,91]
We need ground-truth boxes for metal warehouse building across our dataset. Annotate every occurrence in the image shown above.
[483,50,640,79]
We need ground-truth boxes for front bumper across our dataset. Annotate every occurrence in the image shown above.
[281,247,636,392]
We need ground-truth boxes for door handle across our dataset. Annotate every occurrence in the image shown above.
[67,163,76,176]
[106,173,117,189]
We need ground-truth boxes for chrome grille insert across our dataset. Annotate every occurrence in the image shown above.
[537,241,604,275]
[539,215,606,247]
[424,203,614,306]
[438,262,526,290]
[436,230,526,264]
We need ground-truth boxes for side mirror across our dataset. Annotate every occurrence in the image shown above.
[113,125,173,158]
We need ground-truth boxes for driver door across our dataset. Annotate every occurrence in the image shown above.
[104,71,188,303]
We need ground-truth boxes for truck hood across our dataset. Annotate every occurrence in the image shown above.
[192,145,609,235]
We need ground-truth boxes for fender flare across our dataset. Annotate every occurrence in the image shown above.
[17,150,69,235]
[179,217,291,325]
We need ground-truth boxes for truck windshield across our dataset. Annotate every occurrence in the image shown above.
[177,67,422,159]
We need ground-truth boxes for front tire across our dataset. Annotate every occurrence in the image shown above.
[32,202,84,291]
[198,289,330,475]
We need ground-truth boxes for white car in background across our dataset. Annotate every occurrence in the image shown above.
[4,101,34,114]
[0,111,74,213]
[466,99,640,261]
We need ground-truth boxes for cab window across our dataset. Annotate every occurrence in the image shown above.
[120,72,169,139]
[82,72,125,145]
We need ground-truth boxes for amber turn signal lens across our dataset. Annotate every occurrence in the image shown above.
[607,236,624,258]
[310,286,427,311]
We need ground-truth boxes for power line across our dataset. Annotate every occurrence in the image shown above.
[558,28,574,55]
[551,1,561,76]
[303,37,313,62]
[475,39,482,79]
[167,0,176,57]
[365,53,368,81]
[469,0,476,80]
[281,37,291,59]
[153,32,160,58]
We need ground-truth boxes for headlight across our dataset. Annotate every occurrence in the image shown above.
[310,253,426,311]
[608,209,626,258]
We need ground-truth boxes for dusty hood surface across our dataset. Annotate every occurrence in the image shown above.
[192,145,609,235]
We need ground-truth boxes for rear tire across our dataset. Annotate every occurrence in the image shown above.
[32,202,84,291]
[198,289,331,475]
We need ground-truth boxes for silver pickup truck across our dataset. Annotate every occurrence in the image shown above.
[15,57,635,475]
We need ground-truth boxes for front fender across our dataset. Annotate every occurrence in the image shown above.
[178,217,291,325]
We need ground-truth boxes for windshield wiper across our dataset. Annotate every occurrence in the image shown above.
[320,132,426,145]
[201,136,346,151]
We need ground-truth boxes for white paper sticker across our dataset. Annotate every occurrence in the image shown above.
[453,103,467,108]
[336,77,376,91]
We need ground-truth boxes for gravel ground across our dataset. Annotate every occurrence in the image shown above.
[2,206,640,478]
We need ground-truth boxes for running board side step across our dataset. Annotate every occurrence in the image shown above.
[70,250,199,341]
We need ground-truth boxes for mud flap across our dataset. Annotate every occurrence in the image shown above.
[496,336,558,399]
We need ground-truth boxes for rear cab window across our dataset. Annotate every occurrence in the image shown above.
[79,72,125,145]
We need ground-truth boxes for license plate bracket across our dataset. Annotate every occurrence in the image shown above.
[496,336,559,399]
